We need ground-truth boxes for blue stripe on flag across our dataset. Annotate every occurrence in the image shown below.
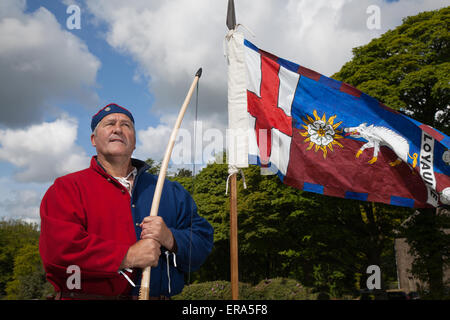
[318,76,341,90]
[345,191,368,201]
[277,171,285,183]
[277,57,299,74]
[442,136,450,148]
[390,196,415,208]
[248,154,283,180]
[244,39,259,52]
[303,182,324,194]
[360,92,380,110]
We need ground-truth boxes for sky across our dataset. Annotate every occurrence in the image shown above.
[0,0,449,224]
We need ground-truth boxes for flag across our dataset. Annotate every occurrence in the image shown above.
[226,34,450,208]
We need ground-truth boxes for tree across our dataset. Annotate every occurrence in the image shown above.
[167,147,410,297]
[183,160,230,283]
[0,220,40,298]
[183,156,406,297]
[333,6,450,297]
[400,208,450,298]
[145,158,161,175]
[175,168,193,177]
[5,243,53,300]
[275,193,411,296]
[236,165,319,284]
[334,7,450,135]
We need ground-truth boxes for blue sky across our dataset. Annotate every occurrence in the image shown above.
[24,0,156,146]
[0,0,448,223]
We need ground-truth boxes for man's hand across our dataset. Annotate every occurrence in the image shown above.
[139,216,175,251]
[120,239,160,269]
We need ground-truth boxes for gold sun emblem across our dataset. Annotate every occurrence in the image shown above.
[299,110,344,159]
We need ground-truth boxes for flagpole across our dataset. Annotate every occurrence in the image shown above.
[229,173,239,300]
[227,0,239,301]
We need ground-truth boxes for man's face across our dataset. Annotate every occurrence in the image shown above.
[91,113,136,158]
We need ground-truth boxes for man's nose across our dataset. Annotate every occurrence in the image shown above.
[112,123,123,133]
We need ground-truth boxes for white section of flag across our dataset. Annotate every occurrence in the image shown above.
[226,31,248,168]
[278,66,299,117]
[226,34,296,176]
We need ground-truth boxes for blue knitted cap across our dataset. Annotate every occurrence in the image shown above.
[91,103,135,132]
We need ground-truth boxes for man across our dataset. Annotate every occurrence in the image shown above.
[39,103,214,299]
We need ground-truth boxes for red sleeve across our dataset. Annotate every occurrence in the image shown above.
[39,177,130,279]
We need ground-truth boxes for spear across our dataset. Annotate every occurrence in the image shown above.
[226,0,239,301]
[226,0,237,30]
[139,68,202,300]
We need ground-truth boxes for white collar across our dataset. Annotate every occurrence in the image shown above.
[114,167,137,194]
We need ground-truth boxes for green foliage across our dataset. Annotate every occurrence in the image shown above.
[145,158,161,175]
[400,208,450,299]
[0,220,53,300]
[0,220,40,298]
[236,166,320,284]
[172,281,253,300]
[172,278,318,300]
[175,168,193,177]
[313,265,345,298]
[183,161,230,283]
[173,153,413,297]
[333,7,450,134]
[175,155,412,297]
[283,196,411,295]
[5,243,53,300]
[250,278,318,300]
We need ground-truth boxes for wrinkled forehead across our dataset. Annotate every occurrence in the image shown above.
[99,113,134,125]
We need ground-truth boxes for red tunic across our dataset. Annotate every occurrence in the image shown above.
[39,157,137,296]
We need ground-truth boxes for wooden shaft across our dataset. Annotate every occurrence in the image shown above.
[139,70,201,300]
[230,173,239,300]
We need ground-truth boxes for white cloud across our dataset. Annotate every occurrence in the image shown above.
[0,0,101,127]
[0,174,50,224]
[0,0,25,20]
[135,123,173,162]
[86,0,228,121]
[0,188,42,224]
[0,116,90,183]
[135,113,228,171]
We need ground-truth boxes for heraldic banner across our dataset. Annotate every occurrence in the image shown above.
[226,34,450,208]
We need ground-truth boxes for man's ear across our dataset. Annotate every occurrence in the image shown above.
[90,133,96,147]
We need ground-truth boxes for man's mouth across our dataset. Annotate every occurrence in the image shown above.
[110,138,125,143]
